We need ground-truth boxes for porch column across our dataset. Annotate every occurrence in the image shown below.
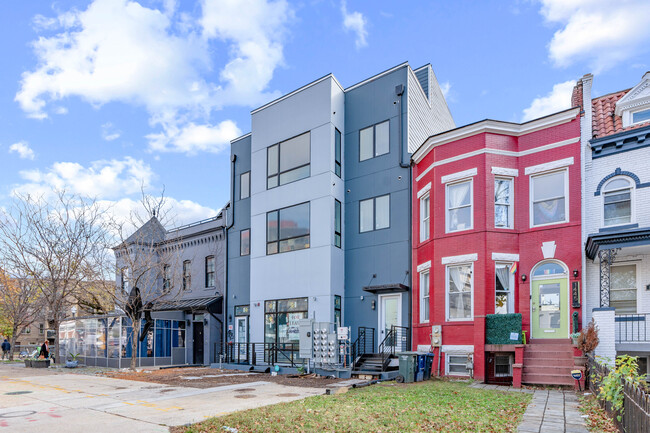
[592,307,615,365]
[598,249,617,307]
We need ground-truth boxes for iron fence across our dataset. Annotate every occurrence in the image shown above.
[587,355,650,432]
[615,314,649,343]
[225,342,301,367]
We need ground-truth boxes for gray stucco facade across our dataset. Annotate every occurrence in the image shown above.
[225,62,453,352]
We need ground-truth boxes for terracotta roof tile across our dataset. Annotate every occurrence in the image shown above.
[591,88,650,139]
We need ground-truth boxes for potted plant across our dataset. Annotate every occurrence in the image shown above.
[570,332,581,346]
[575,319,599,367]
[66,352,79,368]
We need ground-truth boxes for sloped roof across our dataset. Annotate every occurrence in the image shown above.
[591,88,650,139]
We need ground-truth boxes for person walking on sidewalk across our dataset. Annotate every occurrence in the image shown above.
[1,339,10,360]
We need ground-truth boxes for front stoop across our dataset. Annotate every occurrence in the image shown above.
[522,340,577,387]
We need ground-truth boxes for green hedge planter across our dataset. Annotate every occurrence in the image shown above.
[485,313,523,344]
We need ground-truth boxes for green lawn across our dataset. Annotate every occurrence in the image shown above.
[178,380,531,433]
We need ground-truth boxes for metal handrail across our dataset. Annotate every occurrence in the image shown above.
[615,313,649,342]
[351,327,375,368]
[378,326,410,370]
[226,342,300,367]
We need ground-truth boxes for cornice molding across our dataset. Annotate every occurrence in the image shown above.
[442,253,478,265]
[412,107,580,163]
[441,168,477,184]
[524,157,574,175]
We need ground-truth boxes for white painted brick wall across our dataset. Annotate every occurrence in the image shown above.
[592,308,616,365]
[584,143,650,323]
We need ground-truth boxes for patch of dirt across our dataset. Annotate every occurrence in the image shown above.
[276,393,300,397]
[234,394,256,399]
[234,388,256,392]
[103,367,346,389]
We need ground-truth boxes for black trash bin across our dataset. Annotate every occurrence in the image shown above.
[423,353,434,380]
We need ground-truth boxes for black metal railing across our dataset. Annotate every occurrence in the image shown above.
[378,326,410,370]
[351,327,375,368]
[615,314,649,343]
[587,354,650,432]
[225,342,300,367]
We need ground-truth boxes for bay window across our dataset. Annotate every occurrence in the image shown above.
[420,271,430,322]
[495,178,513,229]
[420,193,430,241]
[446,180,472,232]
[495,263,514,314]
[531,170,567,226]
[446,264,473,320]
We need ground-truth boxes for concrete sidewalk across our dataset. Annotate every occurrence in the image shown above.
[0,363,324,432]
[470,383,588,433]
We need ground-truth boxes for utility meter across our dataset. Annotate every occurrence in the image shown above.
[431,325,442,347]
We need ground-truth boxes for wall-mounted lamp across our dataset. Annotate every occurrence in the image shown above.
[186,319,191,325]
[360,295,364,301]
[203,318,208,325]
[521,274,527,282]
[371,300,376,310]
[573,269,580,278]
[228,314,232,322]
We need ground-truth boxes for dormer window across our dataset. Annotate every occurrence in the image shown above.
[632,108,650,125]
[603,177,633,227]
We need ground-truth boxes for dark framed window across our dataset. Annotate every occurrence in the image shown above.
[240,171,250,199]
[335,128,342,177]
[266,202,310,255]
[39,324,44,334]
[182,260,191,291]
[267,132,310,189]
[334,295,342,327]
[334,199,342,248]
[234,305,250,316]
[264,297,308,346]
[205,256,215,287]
[240,229,250,256]
[172,321,185,348]
[162,264,171,291]
[359,194,390,232]
[359,120,389,161]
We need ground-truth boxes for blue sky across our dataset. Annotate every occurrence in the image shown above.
[1,0,649,227]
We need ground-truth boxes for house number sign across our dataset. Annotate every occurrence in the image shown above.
[571,281,580,308]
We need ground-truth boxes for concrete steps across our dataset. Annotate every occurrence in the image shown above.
[522,339,576,387]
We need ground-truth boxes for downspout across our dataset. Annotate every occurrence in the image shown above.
[224,154,237,355]
[395,83,413,346]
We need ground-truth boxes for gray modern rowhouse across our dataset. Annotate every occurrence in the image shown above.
[225,62,454,361]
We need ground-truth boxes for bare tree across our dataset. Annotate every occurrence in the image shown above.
[107,190,184,370]
[0,268,42,360]
[0,191,110,362]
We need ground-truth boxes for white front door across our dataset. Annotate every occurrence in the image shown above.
[378,294,402,349]
[235,316,248,357]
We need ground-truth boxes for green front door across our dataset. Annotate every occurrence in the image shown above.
[531,278,568,339]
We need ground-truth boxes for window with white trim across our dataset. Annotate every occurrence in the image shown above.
[360,194,390,232]
[420,193,430,241]
[495,354,513,377]
[610,265,636,314]
[603,177,632,227]
[446,180,472,232]
[494,178,513,229]
[420,270,430,322]
[359,120,389,161]
[632,108,650,125]
[205,256,215,287]
[182,260,191,290]
[447,354,470,376]
[530,170,567,226]
[495,263,514,314]
[120,267,130,293]
[446,263,473,320]
[162,264,171,291]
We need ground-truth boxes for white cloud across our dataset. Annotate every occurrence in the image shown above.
[16,0,293,154]
[54,106,68,115]
[440,82,451,99]
[15,157,155,200]
[9,142,36,160]
[101,122,121,141]
[146,120,241,154]
[341,1,368,49]
[98,197,218,231]
[539,0,650,72]
[522,80,575,122]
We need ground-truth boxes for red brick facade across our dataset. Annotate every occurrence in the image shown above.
[411,110,582,382]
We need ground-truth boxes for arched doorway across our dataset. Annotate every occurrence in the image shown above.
[530,260,569,339]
